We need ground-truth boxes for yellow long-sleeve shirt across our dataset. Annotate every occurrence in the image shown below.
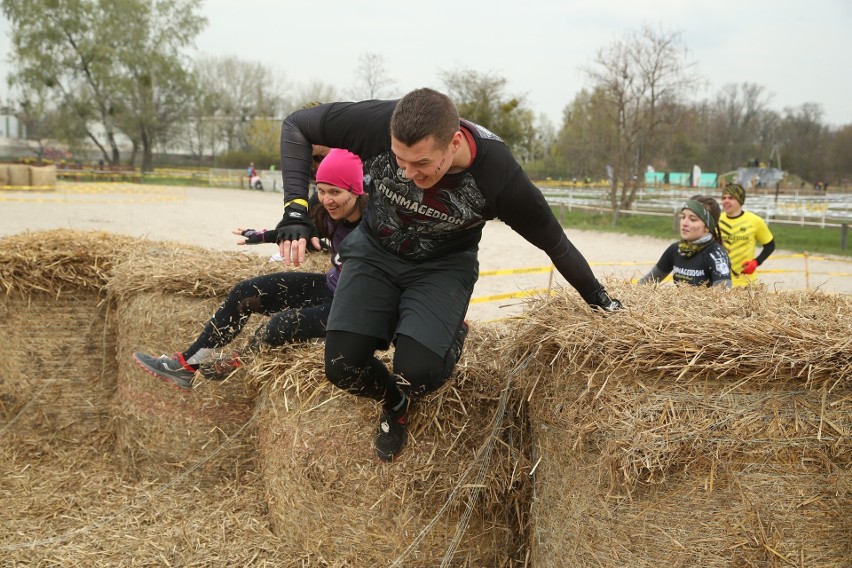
[719,210,774,287]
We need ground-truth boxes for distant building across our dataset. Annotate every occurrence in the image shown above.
[1,113,25,139]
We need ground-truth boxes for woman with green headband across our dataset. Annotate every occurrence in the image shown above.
[638,196,732,288]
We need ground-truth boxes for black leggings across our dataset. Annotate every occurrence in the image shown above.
[324,330,456,409]
[183,271,332,359]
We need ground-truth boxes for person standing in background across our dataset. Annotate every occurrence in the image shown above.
[638,196,731,288]
[719,183,775,287]
[247,161,257,189]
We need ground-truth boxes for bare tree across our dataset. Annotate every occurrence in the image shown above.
[189,55,284,155]
[349,53,396,100]
[583,25,697,224]
[286,81,341,112]
[702,82,775,171]
[557,88,617,180]
[825,124,852,184]
[776,103,828,183]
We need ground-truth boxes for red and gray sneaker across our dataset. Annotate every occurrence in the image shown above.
[199,352,241,381]
[132,352,195,391]
[375,402,409,462]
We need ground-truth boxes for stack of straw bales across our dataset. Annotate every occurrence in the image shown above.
[505,283,851,566]
[0,163,56,188]
[1,230,849,566]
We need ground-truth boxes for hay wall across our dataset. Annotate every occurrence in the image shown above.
[508,284,852,567]
[2,230,850,565]
[0,230,326,484]
[255,327,532,567]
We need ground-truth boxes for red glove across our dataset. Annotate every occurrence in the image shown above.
[741,259,759,275]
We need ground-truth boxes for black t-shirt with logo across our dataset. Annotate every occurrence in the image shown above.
[653,241,732,287]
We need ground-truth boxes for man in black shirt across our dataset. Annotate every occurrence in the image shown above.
[275,88,622,461]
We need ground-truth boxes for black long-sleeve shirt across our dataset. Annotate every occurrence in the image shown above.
[280,100,604,303]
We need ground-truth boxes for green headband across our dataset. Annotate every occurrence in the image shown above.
[682,199,714,230]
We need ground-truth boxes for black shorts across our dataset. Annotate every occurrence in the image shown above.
[327,227,478,357]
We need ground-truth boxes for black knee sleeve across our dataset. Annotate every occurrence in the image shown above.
[324,331,390,401]
[392,334,450,397]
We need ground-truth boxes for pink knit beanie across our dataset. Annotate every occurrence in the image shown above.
[315,149,364,195]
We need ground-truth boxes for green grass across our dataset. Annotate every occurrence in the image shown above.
[551,207,852,258]
[139,175,213,187]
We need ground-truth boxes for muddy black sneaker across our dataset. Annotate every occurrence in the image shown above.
[199,352,241,381]
[375,404,408,462]
[132,352,195,391]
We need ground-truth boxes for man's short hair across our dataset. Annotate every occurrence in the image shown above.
[391,88,460,148]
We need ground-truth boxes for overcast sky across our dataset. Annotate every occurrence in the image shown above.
[1,0,851,127]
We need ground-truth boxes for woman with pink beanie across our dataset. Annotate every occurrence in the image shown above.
[132,149,368,390]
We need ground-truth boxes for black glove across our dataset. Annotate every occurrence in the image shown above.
[305,223,331,253]
[586,285,624,312]
[240,228,277,244]
[275,200,314,244]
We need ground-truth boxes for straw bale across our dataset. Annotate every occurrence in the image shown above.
[255,324,533,566]
[501,282,851,567]
[112,290,259,485]
[28,164,57,188]
[0,230,136,442]
[108,240,328,484]
[506,282,851,393]
[106,239,328,299]
[0,430,290,566]
[0,290,114,442]
[6,163,29,186]
[0,229,140,295]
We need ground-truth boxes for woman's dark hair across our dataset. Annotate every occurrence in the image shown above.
[690,194,722,243]
[310,193,369,251]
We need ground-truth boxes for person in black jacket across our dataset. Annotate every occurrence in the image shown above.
[274,88,622,461]
[638,196,732,288]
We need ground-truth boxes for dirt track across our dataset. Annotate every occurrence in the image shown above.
[2,182,851,321]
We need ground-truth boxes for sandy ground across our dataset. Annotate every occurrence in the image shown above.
[2,182,851,321]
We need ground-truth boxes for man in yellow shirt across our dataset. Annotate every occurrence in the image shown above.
[719,183,776,287]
